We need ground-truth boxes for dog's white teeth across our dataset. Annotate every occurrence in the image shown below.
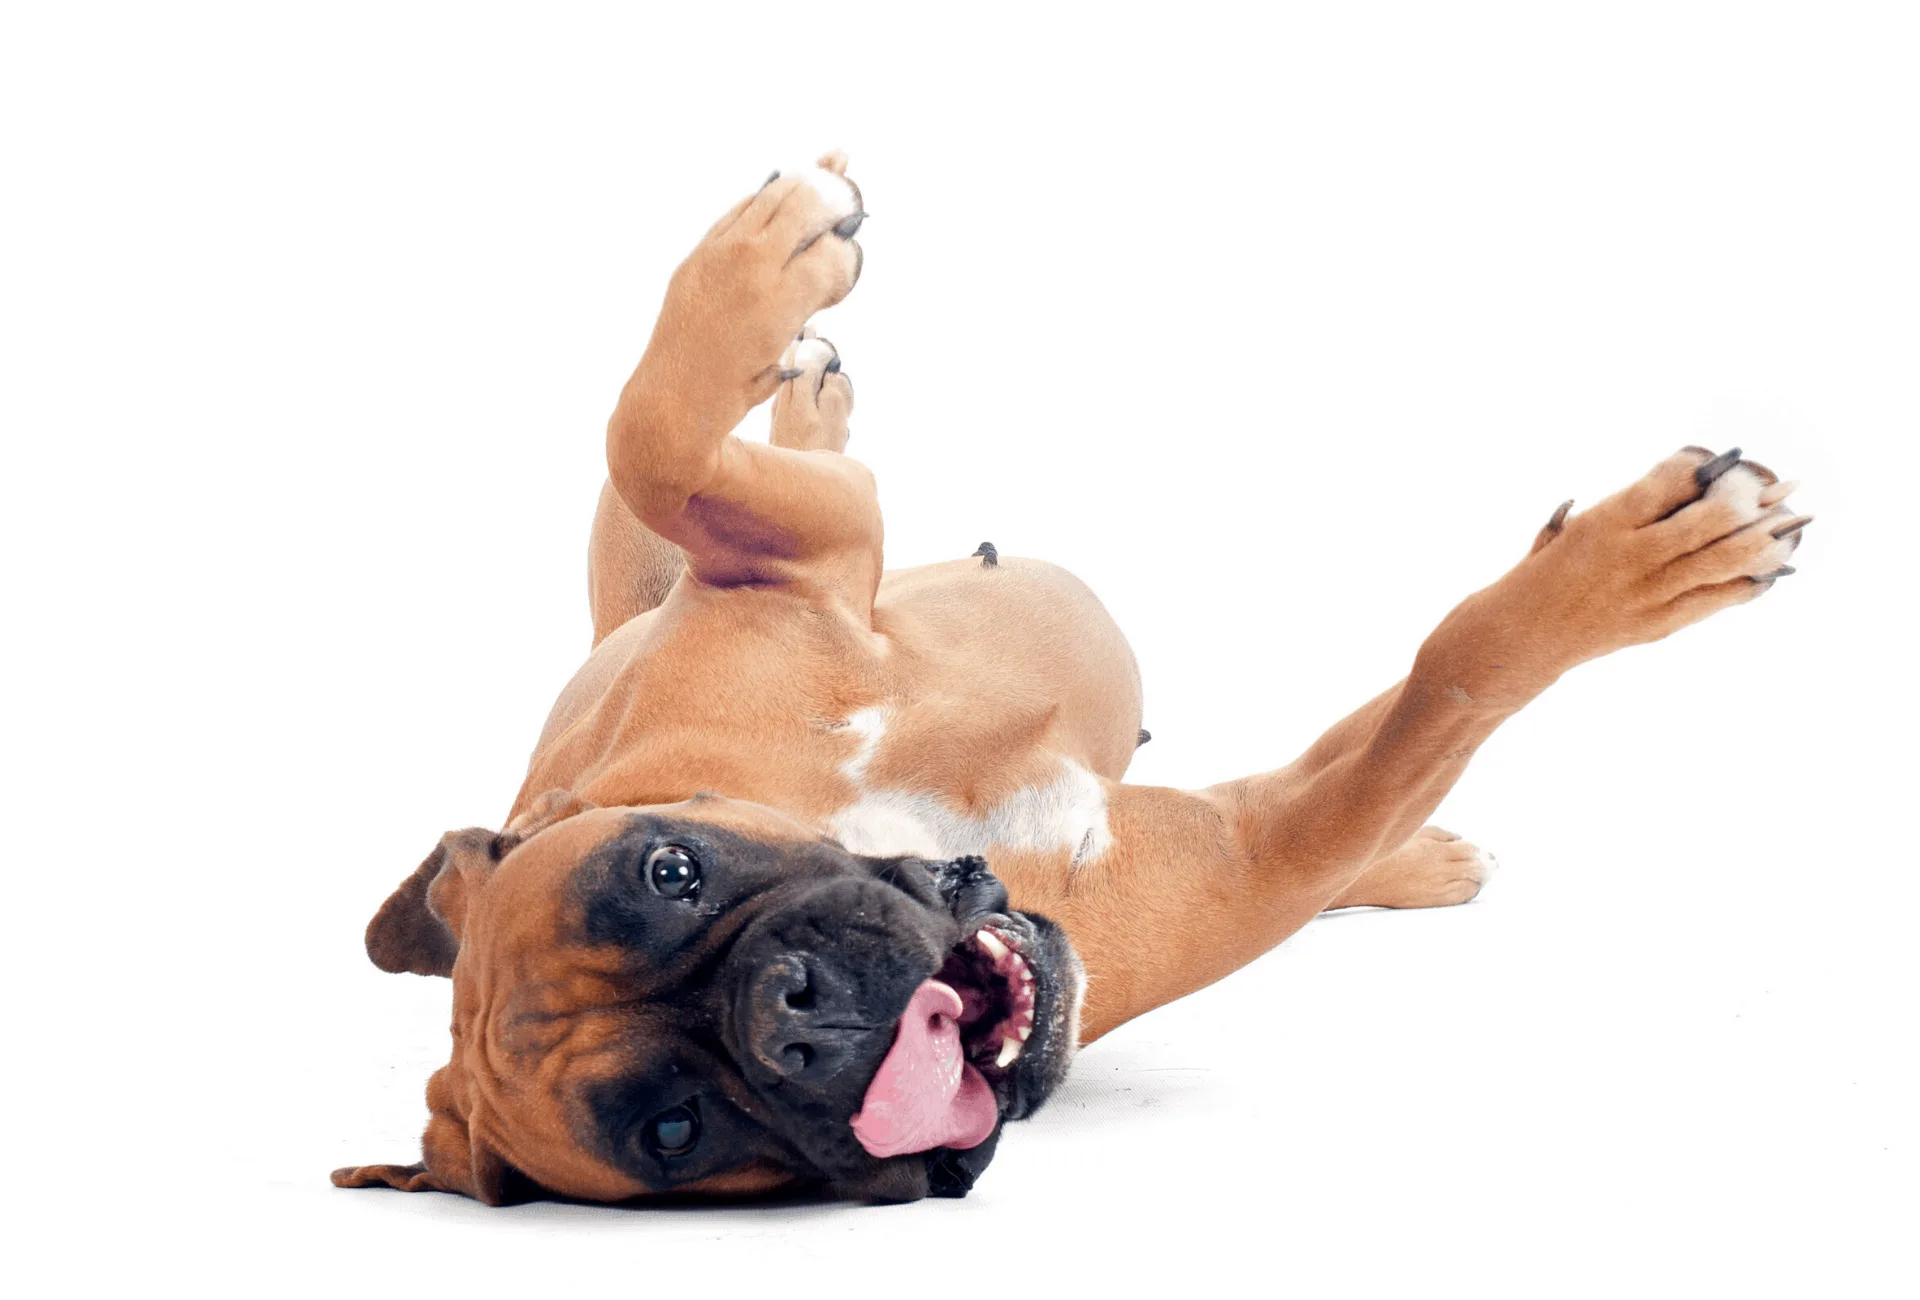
[1016,1023,1032,1041]
[974,929,1009,960]
[996,1035,1024,1068]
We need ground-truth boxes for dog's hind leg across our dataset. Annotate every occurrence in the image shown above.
[1020,448,1805,1042]
[1324,826,1494,910]
[604,154,882,607]
[586,481,684,646]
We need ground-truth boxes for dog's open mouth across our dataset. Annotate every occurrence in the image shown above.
[848,925,1038,1159]
[941,924,1039,1071]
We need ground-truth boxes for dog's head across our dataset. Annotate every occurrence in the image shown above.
[336,793,1082,1205]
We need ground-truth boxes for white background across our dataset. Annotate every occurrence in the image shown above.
[4,3,1915,1295]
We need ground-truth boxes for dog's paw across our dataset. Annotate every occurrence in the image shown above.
[1655,446,1806,579]
[1331,827,1494,910]
[770,328,853,452]
[751,155,865,307]
[676,151,864,385]
[1515,446,1809,663]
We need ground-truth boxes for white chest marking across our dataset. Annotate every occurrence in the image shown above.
[827,709,1112,866]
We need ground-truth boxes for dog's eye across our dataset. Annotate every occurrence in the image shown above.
[645,1103,701,1157]
[646,845,701,899]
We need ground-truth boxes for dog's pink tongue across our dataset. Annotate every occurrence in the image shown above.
[850,979,998,1158]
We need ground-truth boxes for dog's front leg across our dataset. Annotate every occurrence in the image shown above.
[1053,448,1806,1041]
[605,155,880,596]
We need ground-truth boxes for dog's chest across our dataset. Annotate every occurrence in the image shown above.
[822,706,1113,867]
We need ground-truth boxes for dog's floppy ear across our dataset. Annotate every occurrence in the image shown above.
[333,1066,523,1205]
[364,791,599,977]
[363,829,498,977]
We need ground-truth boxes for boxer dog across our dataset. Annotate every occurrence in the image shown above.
[335,153,1809,1205]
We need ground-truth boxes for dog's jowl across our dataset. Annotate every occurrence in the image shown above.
[336,154,1809,1205]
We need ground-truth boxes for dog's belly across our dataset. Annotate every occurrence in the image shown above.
[825,705,1117,866]
[521,556,1144,859]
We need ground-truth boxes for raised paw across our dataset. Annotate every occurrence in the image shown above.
[1327,827,1495,910]
[648,152,867,415]
[736,154,866,304]
[769,328,853,453]
[1499,446,1809,672]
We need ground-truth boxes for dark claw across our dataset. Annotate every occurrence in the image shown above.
[778,368,804,382]
[762,170,781,189]
[1137,729,1152,746]
[972,541,999,568]
[1531,498,1576,553]
[1770,515,1813,540]
[824,355,841,374]
[1752,564,1796,582]
[833,210,868,240]
[1694,447,1743,491]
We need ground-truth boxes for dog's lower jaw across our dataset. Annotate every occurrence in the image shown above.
[924,1124,1005,1199]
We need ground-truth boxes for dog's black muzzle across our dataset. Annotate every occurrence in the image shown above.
[721,853,1078,1200]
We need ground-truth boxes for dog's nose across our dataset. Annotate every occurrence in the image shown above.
[743,955,886,1087]
[922,854,1009,921]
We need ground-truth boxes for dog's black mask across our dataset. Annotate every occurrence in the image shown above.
[571,814,1081,1202]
